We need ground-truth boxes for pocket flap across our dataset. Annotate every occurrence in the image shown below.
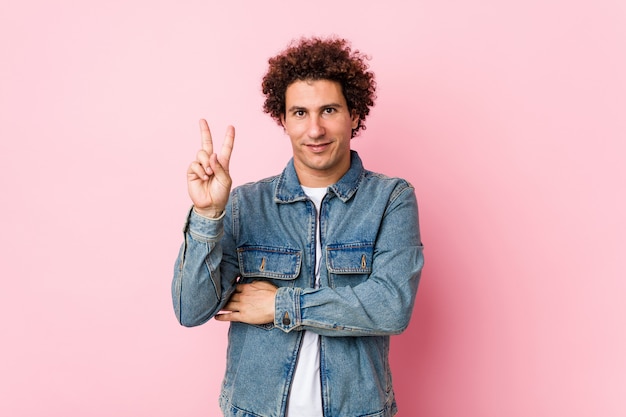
[326,243,374,274]
[237,246,302,280]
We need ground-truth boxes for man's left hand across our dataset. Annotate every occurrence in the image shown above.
[215,281,278,324]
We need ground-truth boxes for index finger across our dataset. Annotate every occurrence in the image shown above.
[199,119,213,154]
[218,125,235,171]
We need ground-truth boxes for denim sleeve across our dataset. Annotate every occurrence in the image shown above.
[171,206,239,327]
[274,185,424,337]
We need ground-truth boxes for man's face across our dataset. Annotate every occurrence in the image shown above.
[281,79,359,187]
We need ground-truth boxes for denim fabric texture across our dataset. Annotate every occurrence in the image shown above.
[172,151,424,417]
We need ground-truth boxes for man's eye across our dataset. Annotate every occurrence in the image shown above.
[323,108,336,114]
[294,110,305,117]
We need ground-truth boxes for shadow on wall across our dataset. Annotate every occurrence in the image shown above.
[390,256,443,416]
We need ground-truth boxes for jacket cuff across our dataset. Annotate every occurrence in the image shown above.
[274,286,301,332]
[183,206,225,242]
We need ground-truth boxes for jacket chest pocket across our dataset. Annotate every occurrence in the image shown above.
[237,246,302,286]
[326,243,374,288]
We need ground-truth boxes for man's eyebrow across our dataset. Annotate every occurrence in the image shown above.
[286,103,345,112]
[321,102,344,108]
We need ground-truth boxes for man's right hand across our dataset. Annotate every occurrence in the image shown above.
[187,119,235,218]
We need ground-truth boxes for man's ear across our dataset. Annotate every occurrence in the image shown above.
[351,110,359,130]
[280,114,286,129]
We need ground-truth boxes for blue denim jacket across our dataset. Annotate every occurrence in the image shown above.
[172,151,424,417]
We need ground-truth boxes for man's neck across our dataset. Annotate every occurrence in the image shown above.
[294,164,349,188]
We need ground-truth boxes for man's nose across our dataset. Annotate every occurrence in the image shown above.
[307,115,325,139]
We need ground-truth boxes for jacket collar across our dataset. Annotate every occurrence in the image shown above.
[274,151,365,204]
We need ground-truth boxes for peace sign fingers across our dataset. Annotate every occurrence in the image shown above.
[187,119,236,216]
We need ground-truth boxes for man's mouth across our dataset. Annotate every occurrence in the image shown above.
[306,142,331,153]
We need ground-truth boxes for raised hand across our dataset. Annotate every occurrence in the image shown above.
[187,119,235,218]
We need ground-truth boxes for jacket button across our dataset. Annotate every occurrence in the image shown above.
[282,312,291,326]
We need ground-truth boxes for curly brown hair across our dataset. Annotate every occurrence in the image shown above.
[262,37,376,138]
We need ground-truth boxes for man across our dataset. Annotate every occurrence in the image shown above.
[172,37,424,417]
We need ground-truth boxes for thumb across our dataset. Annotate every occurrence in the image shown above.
[208,153,231,186]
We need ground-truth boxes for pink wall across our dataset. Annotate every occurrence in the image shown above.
[1,1,624,416]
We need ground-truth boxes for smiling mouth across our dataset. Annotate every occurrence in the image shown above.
[306,142,331,152]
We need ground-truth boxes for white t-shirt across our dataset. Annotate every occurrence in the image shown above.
[285,186,326,417]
